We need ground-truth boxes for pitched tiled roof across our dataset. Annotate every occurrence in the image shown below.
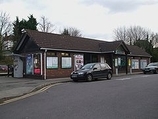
[26,29,105,53]
[127,45,151,57]
[99,40,130,53]
[15,30,150,58]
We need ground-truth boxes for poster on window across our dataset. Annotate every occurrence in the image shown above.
[140,60,147,69]
[74,55,84,70]
[132,59,139,69]
[62,57,72,68]
[26,54,33,74]
[33,54,41,74]
[47,57,58,68]
[115,58,118,67]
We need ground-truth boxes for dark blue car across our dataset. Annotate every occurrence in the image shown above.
[70,63,112,82]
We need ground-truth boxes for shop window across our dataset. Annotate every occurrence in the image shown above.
[132,59,139,69]
[61,57,72,68]
[46,52,58,69]
[26,54,33,75]
[117,56,126,67]
[47,57,58,69]
[140,60,147,69]
[26,53,42,75]
[74,54,84,70]
[33,54,41,74]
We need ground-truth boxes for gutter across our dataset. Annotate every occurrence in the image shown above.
[40,48,115,54]
[9,53,25,57]
[128,54,152,58]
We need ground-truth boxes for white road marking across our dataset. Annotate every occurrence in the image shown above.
[141,75,150,78]
[115,78,131,80]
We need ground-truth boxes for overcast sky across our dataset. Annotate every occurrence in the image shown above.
[1,0,158,41]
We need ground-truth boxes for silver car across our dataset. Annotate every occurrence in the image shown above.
[142,62,158,74]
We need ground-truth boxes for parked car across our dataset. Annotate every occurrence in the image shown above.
[142,62,158,74]
[0,65,8,72]
[70,62,112,82]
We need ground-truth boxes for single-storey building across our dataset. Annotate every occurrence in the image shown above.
[13,29,151,79]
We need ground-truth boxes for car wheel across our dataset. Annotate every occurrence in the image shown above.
[155,69,158,74]
[107,73,112,80]
[143,71,146,74]
[87,74,93,82]
[152,70,155,74]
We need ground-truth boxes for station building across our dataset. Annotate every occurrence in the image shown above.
[13,29,151,79]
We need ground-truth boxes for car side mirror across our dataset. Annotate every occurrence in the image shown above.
[93,68,97,70]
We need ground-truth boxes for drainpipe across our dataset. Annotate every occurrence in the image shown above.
[44,49,47,79]
[126,54,128,74]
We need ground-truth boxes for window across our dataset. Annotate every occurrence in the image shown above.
[116,46,125,54]
[46,52,58,69]
[132,59,139,69]
[47,57,58,69]
[26,54,42,75]
[100,63,111,69]
[100,63,106,69]
[33,54,41,74]
[140,60,147,69]
[26,54,33,75]
[47,52,56,56]
[61,57,72,68]
[61,53,70,56]
[94,64,101,70]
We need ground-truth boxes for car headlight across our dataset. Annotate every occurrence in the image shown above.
[78,72,84,75]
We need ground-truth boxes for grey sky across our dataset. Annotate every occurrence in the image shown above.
[0,0,158,41]
[82,0,158,13]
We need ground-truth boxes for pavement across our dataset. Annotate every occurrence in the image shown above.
[0,76,71,104]
[0,72,142,104]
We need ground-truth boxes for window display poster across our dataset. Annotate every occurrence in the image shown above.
[62,57,72,68]
[74,55,84,70]
[132,59,139,69]
[34,54,41,74]
[115,58,118,67]
[26,54,33,74]
[140,60,147,69]
[118,57,121,66]
[47,57,58,68]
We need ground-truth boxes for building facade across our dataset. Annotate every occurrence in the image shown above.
[13,30,151,79]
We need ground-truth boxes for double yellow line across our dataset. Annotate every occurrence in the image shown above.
[0,83,62,106]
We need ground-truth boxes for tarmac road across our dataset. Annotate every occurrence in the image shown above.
[0,72,142,104]
[0,74,158,119]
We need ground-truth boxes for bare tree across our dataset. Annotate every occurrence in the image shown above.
[60,27,82,37]
[0,11,12,59]
[113,26,129,43]
[150,33,158,47]
[0,11,12,37]
[38,16,55,33]
[113,25,151,45]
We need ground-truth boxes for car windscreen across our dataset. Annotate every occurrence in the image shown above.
[81,64,95,70]
[148,63,158,66]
